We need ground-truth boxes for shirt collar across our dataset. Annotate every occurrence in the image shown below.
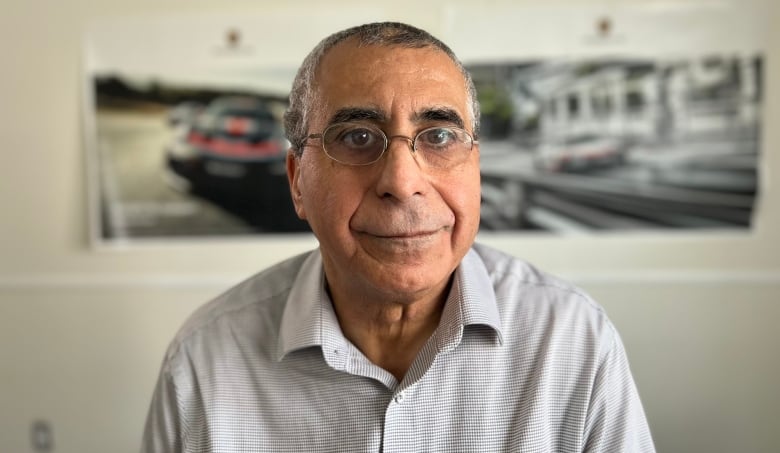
[277,250,333,361]
[277,247,504,361]
[436,247,504,351]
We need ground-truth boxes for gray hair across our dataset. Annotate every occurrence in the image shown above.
[283,22,480,156]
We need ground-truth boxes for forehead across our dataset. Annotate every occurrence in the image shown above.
[312,40,469,126]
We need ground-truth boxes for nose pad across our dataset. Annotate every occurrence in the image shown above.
[385,135,417,158]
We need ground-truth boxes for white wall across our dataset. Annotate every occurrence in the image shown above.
[1,0,778,452]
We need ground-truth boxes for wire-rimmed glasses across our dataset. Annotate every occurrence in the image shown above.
[301,122,477,168]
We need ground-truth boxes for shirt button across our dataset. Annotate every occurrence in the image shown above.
[394,392,405,404]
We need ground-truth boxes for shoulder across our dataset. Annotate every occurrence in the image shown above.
[470,242,614,347]
[164,251,314,360]
[471,242,599,306]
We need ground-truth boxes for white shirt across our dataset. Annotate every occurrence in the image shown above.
[142,243,655,452]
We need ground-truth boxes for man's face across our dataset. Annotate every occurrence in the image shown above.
[287,40,481,303]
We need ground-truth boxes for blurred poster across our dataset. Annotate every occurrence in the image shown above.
[446,2,767,233]
[83,10,382,244]
[84,4,768,244]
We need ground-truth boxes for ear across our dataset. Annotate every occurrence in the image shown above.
[286,150,307,220]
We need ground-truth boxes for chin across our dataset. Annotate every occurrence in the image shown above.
[363,264,452,302]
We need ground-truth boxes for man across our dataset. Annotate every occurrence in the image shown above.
[143,22,655,452]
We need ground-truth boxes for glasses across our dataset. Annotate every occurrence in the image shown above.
[302,122,477,168]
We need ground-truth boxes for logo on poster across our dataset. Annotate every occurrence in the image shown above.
[583,15,625,44]
[213,27,254,55]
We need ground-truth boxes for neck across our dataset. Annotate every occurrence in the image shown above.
[327,281,449,382]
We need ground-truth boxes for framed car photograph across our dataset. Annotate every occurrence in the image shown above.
[83,4,767,245]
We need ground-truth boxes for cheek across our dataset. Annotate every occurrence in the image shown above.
[459,184,482,226]
[449,166,481,212]
[298,163,361,232]
[446,168,482,235]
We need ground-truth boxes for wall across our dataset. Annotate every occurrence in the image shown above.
[1,0,778,452]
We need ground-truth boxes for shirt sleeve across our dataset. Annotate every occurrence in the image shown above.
[582,328,656,452]
[141,358,183,453]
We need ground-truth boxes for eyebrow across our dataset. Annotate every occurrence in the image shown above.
[327,106,465,129]
[329,107,386,125]
[413,107,465,129]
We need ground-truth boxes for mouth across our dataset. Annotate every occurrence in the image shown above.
[350,210,455,243]
[371,230,439,239]
[356,225,452,240]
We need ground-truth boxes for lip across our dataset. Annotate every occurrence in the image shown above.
[369,231,437,239]
[356,227,448,240]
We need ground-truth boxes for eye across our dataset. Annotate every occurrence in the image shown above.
[322,123,387,165]
[335,126,382,149]
[418,127,458,149]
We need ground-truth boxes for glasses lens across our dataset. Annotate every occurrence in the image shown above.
[322,123,386,165]
[415,127,473,168]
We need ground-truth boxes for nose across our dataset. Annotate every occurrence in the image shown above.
[386,134,415,152]
[374,135,427,200]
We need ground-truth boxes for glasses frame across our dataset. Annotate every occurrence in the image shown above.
[301,122,478,167]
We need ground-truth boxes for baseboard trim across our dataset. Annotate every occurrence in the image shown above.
[1,270,779,290]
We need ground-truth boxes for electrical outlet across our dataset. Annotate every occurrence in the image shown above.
[31,420,53,452]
